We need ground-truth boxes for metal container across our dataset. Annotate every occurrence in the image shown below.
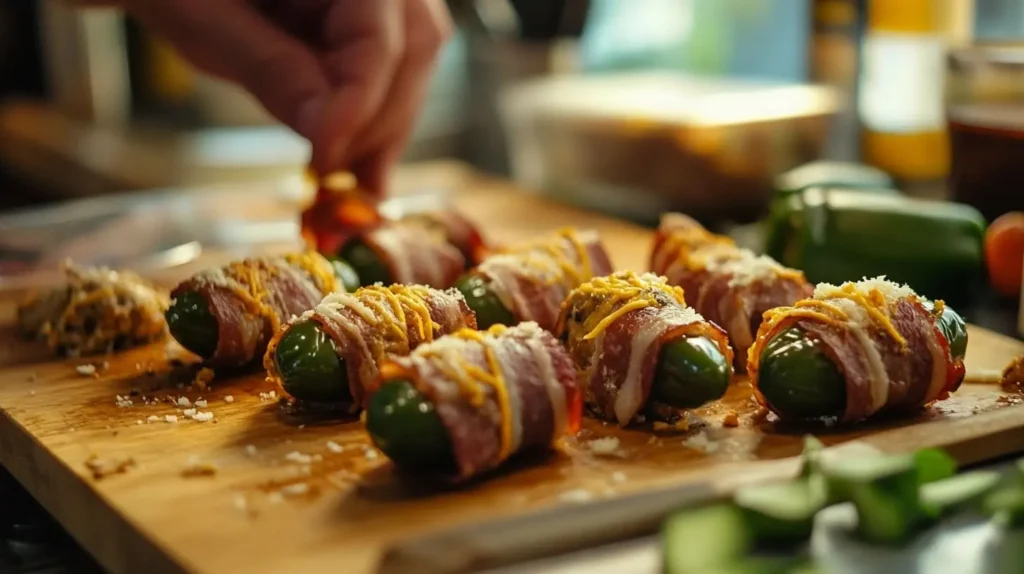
[499,72,841,223]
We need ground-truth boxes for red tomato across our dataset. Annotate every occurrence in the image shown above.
[985,212,1024,298]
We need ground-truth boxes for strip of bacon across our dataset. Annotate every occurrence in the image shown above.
[264,284,477,411]
[473,228,614,332]
[402,210,490,267]
[357,221,466,287]
[650,213,811,372]
[556,271,733,426]
[747,277,962,423]
[375,322,579,482]
[170,252,340,366]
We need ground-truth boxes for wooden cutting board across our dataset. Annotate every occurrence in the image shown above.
[1,163,1022,574]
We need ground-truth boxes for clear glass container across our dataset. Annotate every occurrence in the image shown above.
[946,45,1024,221]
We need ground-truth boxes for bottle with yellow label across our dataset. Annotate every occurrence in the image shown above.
[858,0,972,189]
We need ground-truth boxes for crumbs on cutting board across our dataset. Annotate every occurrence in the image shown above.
[85,454,135,480]
[181,455,218,478]
[652,418,690,432]
[587,437,623,457]
[75,364,97,377]
[683,431,719,454]
[559,489,595,504]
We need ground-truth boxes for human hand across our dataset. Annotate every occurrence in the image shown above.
[87,0,452,199]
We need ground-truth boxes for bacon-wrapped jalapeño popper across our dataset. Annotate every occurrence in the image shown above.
[454,228,614,332]
[365,322,581,481]
[165,252,353,366]
[556,271,734,426]
[650,213,813,372]
[264,284,477,410]
[299,170,489,289]
[337,213,480,289]
[747,277,968,423]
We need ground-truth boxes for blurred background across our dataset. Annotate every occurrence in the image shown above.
[0,0,1021,301]
[0,0,1015,208]
[1,3,1024,568]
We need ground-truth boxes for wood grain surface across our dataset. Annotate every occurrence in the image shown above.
[0,162,1022,574]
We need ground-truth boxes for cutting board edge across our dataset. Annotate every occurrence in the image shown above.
[0,411,187,574]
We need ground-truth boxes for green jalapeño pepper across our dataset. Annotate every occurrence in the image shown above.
[773,161,897,200]
[764,187,987,306]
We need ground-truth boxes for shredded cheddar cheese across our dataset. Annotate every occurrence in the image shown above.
[562,271,695,343]
[285,251,341,294]
[753,277,917,369]
[655,215,805,289]
[501,228,596,289]
[419,324,515,461]
[264,282,450,395]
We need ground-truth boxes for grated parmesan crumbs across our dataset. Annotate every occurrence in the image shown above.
[194,399,208,408]
[135,420,143,425]
[115,395,133,408]
[588,437,622,456]
[146,415,160,423]
[326,441,344,454]
[224,395,235,403]
[181,455,217,477]
[364,448,379,461]
[281,482,310,496]
[176,396,191,407]
[284,451,314,465]
[683,431,719,454]
[164,415,178,423]
[193,411,214,422]
[258,391,278,402]
[76,364,96,376]
[559,489,595,503]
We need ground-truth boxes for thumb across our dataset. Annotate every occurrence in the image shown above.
[125,0,330,138]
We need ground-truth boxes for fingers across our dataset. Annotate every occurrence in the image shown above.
[123,0,330,137]
[350,0,454,198]
[313,0,406,176]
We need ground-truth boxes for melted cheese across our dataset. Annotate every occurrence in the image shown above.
[478,228,599,322]
[523,329,567,438]
[713,251,806,288]
[285,251,341,294]
[416,324,520,461]
[568,271,692,342]
[813,279,909,351]
[561,271,705,425]
[754,276,927,414]
[616,312,672,425]
[285,284,443,389]
[655,214,804,291]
